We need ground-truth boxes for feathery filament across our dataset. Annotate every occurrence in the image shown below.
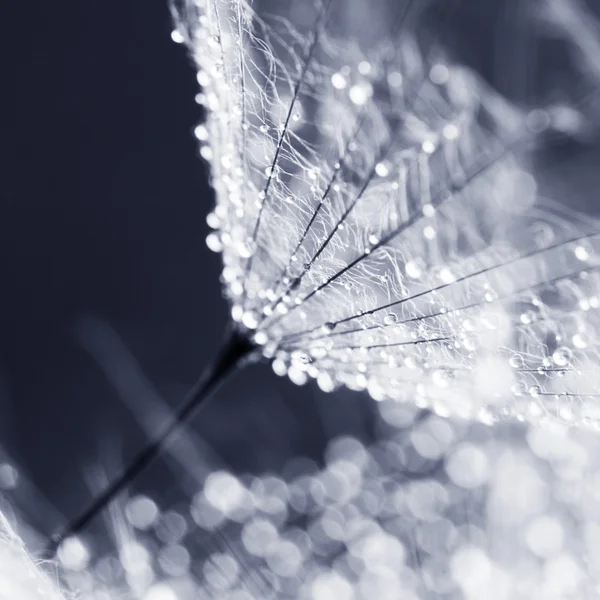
[172,0,600,427]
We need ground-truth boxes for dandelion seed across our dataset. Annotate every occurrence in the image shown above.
[47,0,600,553]
[171,0,600,431]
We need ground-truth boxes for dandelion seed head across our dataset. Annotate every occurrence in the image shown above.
[171,0,600,428]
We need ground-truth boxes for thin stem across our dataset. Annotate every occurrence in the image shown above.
[44,328,256,557]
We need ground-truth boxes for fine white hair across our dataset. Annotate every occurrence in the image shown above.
[171,0,600,427]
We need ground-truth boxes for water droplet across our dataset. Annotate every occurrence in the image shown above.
[355,374,368,389]
[310,346,327,359]
[432,369,451,388]
[422,203,435,217]
[423,225,437,240]
[429,64,449,84]
[242,311,259,330]
[375,162,389,177]
[317,372,335,392]
[254,331,268,345]
[171,30,185,44]
[231,304,244,322]
[200,145,213,161]
[331,72,347,89]
[57,536,90,572]
[358,60,371,75]
[291,350,311,366]
[194,124,209,141]
[552,346,572,367]
[511,381,527,396]
[237,240,254,258]
[443,123,460,140]
[404,357,417,369]
[349,82,372,105]
[439,267,455,284]
[462,333,478,351]
[575,245,590,261]
[272,358,287,376]
[321,322,336,333]
[405,260,422,279]
[383,314,398,325]
[520,310,537,325]
[206,233,222,252]
[206,212,220,229]
[508,354,524,369]
[382,72,403,94]
[422,140,436,154]
[287,365,308,386]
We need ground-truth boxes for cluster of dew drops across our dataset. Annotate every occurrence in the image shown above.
[171,13,600,427]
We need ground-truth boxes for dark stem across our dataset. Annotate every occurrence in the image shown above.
[44,327,256,558]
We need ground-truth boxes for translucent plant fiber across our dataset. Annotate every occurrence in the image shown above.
[172,0,600,427]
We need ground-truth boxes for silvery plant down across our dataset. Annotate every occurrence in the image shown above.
[4,0,600,598]
[171,0,600,427]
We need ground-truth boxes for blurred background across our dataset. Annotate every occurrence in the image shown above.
[2,0,600,556]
